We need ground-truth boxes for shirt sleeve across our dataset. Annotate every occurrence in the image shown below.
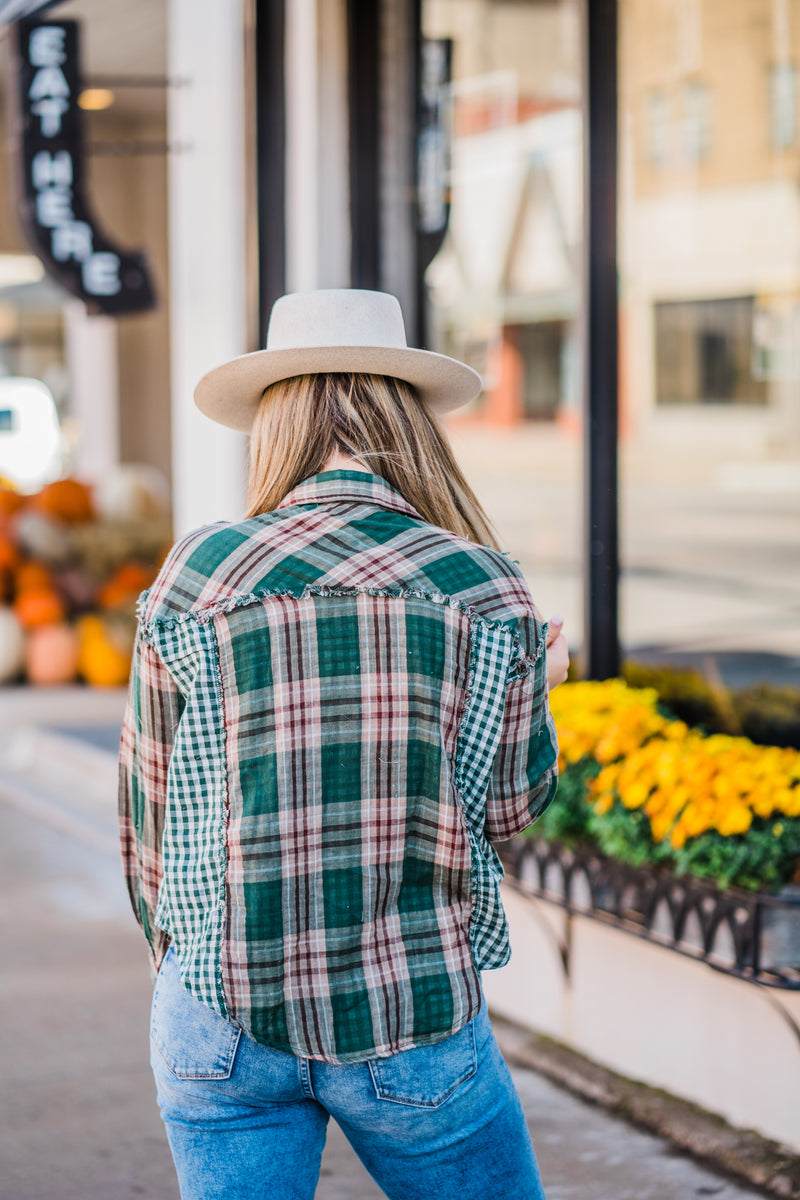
[483,612,559,843]
[118,624,185,969]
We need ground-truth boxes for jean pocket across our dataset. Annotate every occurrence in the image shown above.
[368,1019,478,1108]
[150,948,241,1080]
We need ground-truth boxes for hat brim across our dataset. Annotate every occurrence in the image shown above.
[194,345,483,432]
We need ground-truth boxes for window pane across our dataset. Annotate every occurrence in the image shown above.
[654,298,768,405]
[421,0,584,644]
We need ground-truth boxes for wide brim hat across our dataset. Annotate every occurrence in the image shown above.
[194,289,483,432]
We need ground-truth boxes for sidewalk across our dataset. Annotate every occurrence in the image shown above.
[0,687,774,1200]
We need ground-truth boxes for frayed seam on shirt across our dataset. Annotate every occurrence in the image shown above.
[138,580,544,666]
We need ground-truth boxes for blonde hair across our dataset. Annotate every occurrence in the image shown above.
[246,373,499,549]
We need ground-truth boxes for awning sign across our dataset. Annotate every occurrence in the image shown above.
[11,19,156,314]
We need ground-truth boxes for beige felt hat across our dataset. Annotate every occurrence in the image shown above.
[194,289,482,432]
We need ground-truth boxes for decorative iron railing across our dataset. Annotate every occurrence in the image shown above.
[500,837,800,991]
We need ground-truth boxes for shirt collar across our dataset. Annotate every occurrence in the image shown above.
[277,470,423,520]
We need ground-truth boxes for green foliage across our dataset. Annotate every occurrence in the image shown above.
[586,802,674,870]
[674,818,800,892]
[528,757,597,844]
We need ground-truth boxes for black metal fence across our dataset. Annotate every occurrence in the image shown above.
[501,837,800,991]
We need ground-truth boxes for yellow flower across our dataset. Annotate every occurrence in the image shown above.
[594,794,615,816]
[780,790,800,818]
[773,823,784,837]
[619,781,650,810]
[682,801,714,838]
[670,824,688,850]
[650,812,674,843]
[715,805,752,837]
[751,791,777,820]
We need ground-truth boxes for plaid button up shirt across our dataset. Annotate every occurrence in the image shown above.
[119,470,558,1062]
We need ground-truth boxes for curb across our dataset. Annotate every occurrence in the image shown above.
[490,1014,800,1199]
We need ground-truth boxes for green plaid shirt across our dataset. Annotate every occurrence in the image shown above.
[119,470,558,1062]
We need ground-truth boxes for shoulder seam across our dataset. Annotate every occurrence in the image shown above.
[138,582,544,666]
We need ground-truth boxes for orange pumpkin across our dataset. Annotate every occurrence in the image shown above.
[14,587,65,629]
[15,560,53,593]
[0,538,20,600]
[77,614,133,687]
[0,537,20,575]
[97,562,153,609]
[0,487,24,518]
[25,622,80,685]
[31,479,94,523]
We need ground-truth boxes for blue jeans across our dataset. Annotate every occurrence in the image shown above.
[150,948,547,1199]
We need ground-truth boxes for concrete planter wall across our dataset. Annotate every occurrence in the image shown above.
[484,842,800,1153]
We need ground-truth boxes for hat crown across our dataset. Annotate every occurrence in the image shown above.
[266,289,409,353]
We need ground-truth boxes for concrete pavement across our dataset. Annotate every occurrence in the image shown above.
[0,687,777,1200]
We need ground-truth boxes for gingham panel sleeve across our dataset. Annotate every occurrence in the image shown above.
[118,624,185,969]
[483,613,559,843]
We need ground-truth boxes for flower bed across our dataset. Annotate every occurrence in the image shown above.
[534,680,800,894]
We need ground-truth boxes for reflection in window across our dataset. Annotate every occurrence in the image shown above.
[422,0,582,426]
[654,298,768,406]
[683,80,711,163]
[646,90,670,167]
[770,62,797,148]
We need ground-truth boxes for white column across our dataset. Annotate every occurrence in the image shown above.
[167,0,248,536]
[63,299,119,483]
[285,0,350,292]
[317,0,350,288]
[285,0,319,294]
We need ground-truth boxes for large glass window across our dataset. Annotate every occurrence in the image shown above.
[619,0,800,680]
[419,0,799,676]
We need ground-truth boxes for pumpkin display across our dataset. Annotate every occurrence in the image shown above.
[31,478,94,523]
[14,587,66,629]
[77,613,134,687]
[25,622,80,685]
[0,607,25,682]
[0,469,169,688]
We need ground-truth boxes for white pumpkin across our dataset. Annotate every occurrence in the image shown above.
[95,464,171,522]
[14,510,76,567]
[0,607,25,683]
